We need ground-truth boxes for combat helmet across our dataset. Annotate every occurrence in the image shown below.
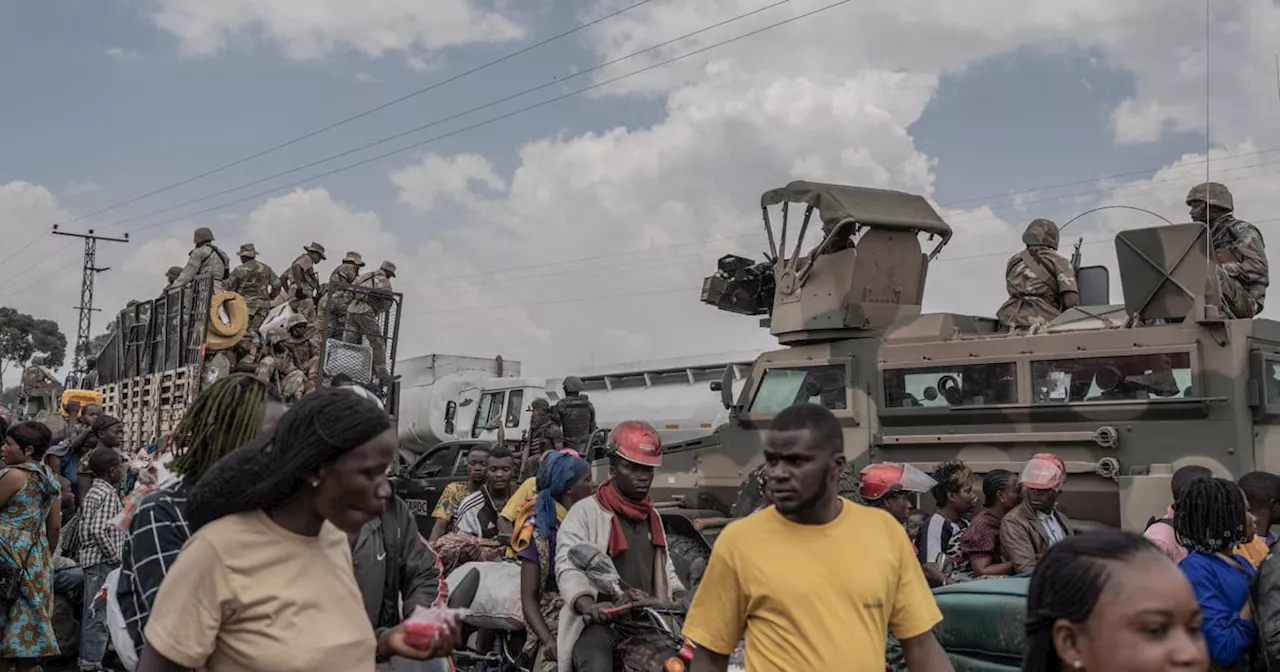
[380,261,397,277]
[194,227,215,245]
[563,376,585,393]
[531,398,550,411]
[1021,218,1060,250]
[1186,182,1234,212]
[286,314,309,332]
[166,266,183,280]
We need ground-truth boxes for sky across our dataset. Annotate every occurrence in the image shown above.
[2,0,1280,382]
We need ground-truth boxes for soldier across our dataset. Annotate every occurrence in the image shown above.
[283,242,327,322]
[520,398,565,479]
[320,251,364,338]
[1187,182,1269,318]
[225,243,282,334]
[343,261,396,381]
[996,218,1079,330]
[551,375,597,452]
[164,266,183,291]
[284,314,322,388]
[172,227,231,292]
[21,355,60,396]
[80,355,99,390]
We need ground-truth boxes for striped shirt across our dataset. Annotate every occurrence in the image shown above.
[76,478,125,567]
[453,488,500,539]
[916,512,972,578]
[116,482,193,660]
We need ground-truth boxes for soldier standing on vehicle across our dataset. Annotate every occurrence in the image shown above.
[283,242,326,322]
[1187,182,1269,318]
[163,266,182,291]
[552,376,596,453]
[996,218,1079,330]
[225,243,281,334]
[343,261,396,381]
[172,227,231,293]
[320,251,364,338]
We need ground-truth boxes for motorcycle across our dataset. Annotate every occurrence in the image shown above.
[444,544,695,672]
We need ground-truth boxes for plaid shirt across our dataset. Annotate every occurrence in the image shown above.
[116,482,192,660]
[76,478,125,567]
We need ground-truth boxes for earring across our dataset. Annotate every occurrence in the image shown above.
[1072,662,1083,670]
[309,477,319,487]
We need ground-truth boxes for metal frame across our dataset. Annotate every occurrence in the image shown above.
[318,283,404,404]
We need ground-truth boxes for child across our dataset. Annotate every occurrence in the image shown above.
[75,447,126,672]
[906,510,927,543]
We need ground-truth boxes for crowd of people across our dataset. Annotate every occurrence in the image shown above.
[10,380,1280,671]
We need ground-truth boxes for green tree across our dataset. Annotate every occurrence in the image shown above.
[0,307,68,389]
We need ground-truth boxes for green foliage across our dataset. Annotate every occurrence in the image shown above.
[0,307,69,377]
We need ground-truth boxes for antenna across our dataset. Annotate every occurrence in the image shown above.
[1203,0,1213,311]
[51,225,130,381]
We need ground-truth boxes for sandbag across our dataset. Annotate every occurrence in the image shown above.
[931,577,1028,661]
[443,561,523,631]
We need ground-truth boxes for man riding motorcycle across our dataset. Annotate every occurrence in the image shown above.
[553,420,685,672]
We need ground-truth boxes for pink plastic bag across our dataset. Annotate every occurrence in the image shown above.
[401,605,468,651]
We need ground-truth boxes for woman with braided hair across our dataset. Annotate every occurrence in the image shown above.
[115,373,285,662]
[136,387,458,672]
[1175,477,1259,668]
[1022,529,1207,672]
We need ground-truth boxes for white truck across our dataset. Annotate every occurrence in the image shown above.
[395,351,760,455]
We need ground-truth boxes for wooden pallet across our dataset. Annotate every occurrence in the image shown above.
[100,365,198,450]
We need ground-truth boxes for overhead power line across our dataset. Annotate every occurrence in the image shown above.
[60,0,660,223]
[102,0,798,232]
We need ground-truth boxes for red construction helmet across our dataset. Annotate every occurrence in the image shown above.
[859,462,937,501]
[608,420,663,467]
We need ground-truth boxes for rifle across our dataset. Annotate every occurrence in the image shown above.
[1070,237,1083,276]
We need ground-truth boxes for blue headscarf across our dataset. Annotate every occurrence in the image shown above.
[535,451,590,540]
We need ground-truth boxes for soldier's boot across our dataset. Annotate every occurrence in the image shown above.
[281,370,307,401]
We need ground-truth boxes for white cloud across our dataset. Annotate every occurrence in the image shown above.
[148,0,526,62]
[65,181,102,196]
[390,154,506,214]
[104,47,139,60]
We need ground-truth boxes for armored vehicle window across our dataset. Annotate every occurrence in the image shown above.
[505,390,524,428]
[1265,360,1280,406]
[882,363,1017,408]
[1031,352,1192,403]
[748,365,847,413]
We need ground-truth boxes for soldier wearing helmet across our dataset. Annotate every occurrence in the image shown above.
[224,242,281,334]
[172,226,231,292]
[163,266,183,291]
[343,260,396,381]
[555,419,686,672]
[1187,182,1269,318]
[997,218,1079,330]
[283,242,327,322]
[321,251,365,338]
[552,375,597,453]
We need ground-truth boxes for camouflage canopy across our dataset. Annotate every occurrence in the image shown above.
[759,181,953,241]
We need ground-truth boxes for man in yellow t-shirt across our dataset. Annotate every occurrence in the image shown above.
[684,403,949,672]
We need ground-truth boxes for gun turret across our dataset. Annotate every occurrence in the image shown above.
[702,181,953,345]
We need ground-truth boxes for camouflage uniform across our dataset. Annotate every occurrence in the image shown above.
[1187,183,1269,318]
[173,227,231,293]
[551,376,596,452]
[225,243,282,333]
[343,261,396,380]
[997,219,1079,329]
[163,266,182,293]
[320,251,365,338]
[21,355,60,396]
[283,242,326,322]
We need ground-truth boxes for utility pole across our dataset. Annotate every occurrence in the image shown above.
[52,225,129,380]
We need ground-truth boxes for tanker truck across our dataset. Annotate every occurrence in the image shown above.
[395,352,757,458]
[644,180,1280,584]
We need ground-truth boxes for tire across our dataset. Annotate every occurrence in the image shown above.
[667,533,711,594]
[208,291,250,338]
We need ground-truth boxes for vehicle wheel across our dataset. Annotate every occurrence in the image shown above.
[667,533,711,594]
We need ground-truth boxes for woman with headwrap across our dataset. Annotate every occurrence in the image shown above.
[514,451,593,671]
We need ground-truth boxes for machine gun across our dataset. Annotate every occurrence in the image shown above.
[1070,237,1083,276]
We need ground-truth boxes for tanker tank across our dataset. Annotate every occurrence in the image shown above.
[396,354,520,454]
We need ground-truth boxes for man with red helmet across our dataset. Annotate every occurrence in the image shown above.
[553,420,685,672]
[859,462,936,524]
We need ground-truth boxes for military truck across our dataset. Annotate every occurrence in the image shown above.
[643,180,1276,575]
[91,274,404,450]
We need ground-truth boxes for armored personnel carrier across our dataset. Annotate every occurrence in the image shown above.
[647,180,1277,574]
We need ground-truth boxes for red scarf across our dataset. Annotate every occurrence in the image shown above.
[595,479,667,556]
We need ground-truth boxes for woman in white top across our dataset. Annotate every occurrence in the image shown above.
[137,388,457,672]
